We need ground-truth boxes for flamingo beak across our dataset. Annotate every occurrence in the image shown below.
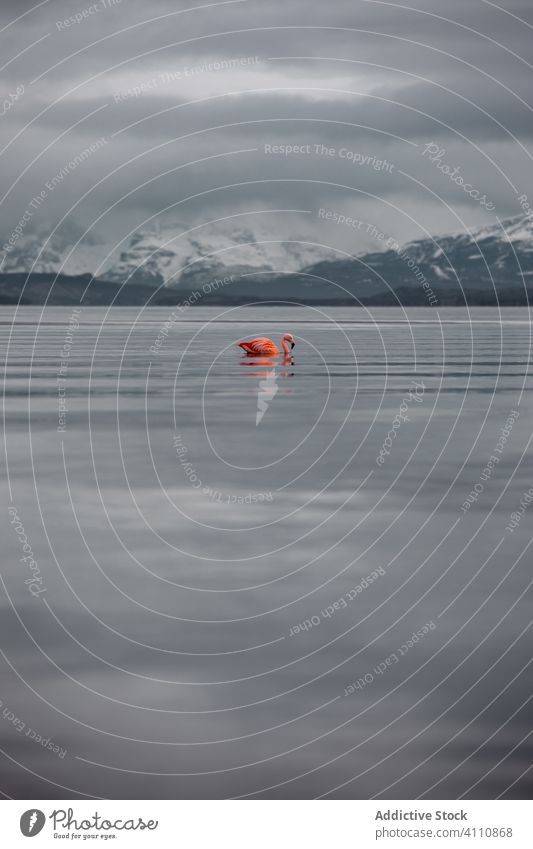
[290,341,295,350]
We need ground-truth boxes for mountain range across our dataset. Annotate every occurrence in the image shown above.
[2,214,533,306]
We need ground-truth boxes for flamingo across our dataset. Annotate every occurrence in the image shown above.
[238,333,295,356]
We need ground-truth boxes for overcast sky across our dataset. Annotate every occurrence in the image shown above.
[1,0,533,262]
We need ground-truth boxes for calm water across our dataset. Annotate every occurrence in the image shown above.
[1,306,532,799]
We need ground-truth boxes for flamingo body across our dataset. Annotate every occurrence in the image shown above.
[239,337,280,356]
[238,333,295,356]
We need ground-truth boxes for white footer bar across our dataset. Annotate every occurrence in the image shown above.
[2,800,530,848]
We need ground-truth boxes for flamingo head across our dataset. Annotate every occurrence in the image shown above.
[283,333,295,350]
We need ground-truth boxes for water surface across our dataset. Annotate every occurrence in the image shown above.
[1,306,532,798]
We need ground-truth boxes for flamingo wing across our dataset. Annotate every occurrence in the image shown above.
[238,337,280,355]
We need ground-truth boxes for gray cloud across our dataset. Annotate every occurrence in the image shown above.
[1,0,532,258]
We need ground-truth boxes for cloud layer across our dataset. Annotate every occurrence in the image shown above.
[1,0,533,264]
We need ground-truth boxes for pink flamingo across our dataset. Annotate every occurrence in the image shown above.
[238,333,295,356]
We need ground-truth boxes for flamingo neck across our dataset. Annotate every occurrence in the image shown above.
[281,338,290,355]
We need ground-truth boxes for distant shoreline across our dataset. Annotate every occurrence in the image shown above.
[0,272,531,308]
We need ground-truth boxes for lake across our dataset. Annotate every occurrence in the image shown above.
[1,305,532,799]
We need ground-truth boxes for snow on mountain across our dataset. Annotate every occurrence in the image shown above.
[306,212,533,302]
[372,213,533,290]
[97,220,337,288]
[0,218,336,286]
[469,215,533,245]
[3,214,533,293]
[403,214,533,264]
[0,224,105,277]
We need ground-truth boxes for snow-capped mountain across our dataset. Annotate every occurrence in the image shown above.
[3,214,533,305]
[398,214,533,284]
[0,218,337,287]
[97,220,337,288]
[308,213,533,300]
[0,223,104,277]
